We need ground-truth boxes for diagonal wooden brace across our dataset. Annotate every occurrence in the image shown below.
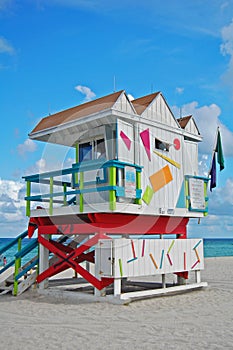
[37,233,113,290]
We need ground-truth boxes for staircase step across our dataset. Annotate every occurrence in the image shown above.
[0,285,13,295]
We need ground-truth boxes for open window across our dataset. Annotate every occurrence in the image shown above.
[155,137,170,152]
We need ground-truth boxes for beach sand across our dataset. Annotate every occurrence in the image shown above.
[0,257,233,349]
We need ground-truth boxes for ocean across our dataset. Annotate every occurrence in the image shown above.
[0,238,38,267]
[203,238,233,257]
[0,237,233,267]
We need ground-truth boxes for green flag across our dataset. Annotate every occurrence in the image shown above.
[215,129,224,171]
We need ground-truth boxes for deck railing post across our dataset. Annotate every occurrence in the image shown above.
[135,170,142,204]
[49,177,53,215]
[26,181,31,216]
[79,172,84,212]
[13,257,20,296]
[185,178,189,209]
[63,183,67,205]
[109,166,116,210]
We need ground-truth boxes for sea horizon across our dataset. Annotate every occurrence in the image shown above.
[1,237,233,263]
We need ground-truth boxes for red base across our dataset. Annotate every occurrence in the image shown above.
[28,212,188,237]
[29,212,189,286]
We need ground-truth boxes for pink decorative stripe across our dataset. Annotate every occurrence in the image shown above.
[120,130,131,150]
[141,239,145,257]
[167,253,173,266]
[140,128,151,161]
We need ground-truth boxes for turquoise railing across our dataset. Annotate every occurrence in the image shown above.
[23,159,143,216]
[0,230,38,296]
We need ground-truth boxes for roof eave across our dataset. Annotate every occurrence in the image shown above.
[29,108,116,141]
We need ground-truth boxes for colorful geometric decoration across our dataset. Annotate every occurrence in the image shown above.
[167,240,175,254]
[140,128,151,161]
[127,240,138,263]
[174,138,181,150]
[142,185,154,205]
[153,150,181,169]
[120,130,131,150]
[149,253,158,269]
[167,253,173,266]
[118,258,123,277]
[184,252,187,270]
[176,181,186,208]
[149,165,173,192]
[160,249,164,269]
[141,239,145,257]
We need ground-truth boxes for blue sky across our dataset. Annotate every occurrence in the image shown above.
[1,0,233,237]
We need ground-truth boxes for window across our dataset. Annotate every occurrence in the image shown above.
[155,137,169,152]
[79,138,106,162]
[79,142,92,162]
[95,139,106,159]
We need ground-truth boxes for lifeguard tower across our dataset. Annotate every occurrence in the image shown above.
[22,90,208,302]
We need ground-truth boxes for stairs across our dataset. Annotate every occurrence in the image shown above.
[0,235,39,296]
[0,196,78,296]
[0,232,89,296]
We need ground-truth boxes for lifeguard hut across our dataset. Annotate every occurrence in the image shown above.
[23,90,208,302]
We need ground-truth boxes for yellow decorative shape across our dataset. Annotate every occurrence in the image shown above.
[149,165,173,192]
[153,150,181,169]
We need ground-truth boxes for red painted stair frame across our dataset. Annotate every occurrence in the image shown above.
[37,233,114,290]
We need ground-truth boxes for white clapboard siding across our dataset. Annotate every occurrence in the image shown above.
[183,141,198,175]
[97,238,204,278]
[117,119,134,163]
[113,92,136,114]
[139,124,184,212]
[183,118,199,135]
[141,94,179,128]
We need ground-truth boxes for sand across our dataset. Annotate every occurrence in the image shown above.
[0,257,233,349]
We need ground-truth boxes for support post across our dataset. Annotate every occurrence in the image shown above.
[195,270,201,283]
[94,239,106,297]
[63,183,67,205]
[109,166,116,211]
[185,178,189,209]
[75,143,79,163]
[135,170,142,204]
[79,172,84,212]
[38,236,49,289]
[13,258,20,296]
[114,278,121,296]
[162,274,166,288]
[17,237,22,267]
[26,181,31,216]
[49,177,53,215]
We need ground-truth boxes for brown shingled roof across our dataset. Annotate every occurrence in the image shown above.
[30,90,124,134]
[132,92,160,115]
[177,115,192,129]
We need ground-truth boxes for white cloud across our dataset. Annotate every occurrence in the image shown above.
[220,19,233,92]
[0,36,15,55]
[175,87,184,95]
[221,20,233,56]
[0,179,27,237]
[74,85,96,102]
[17,139,37,156]
[172,101,233,157]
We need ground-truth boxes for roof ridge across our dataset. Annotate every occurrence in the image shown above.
[131,91,160,115]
